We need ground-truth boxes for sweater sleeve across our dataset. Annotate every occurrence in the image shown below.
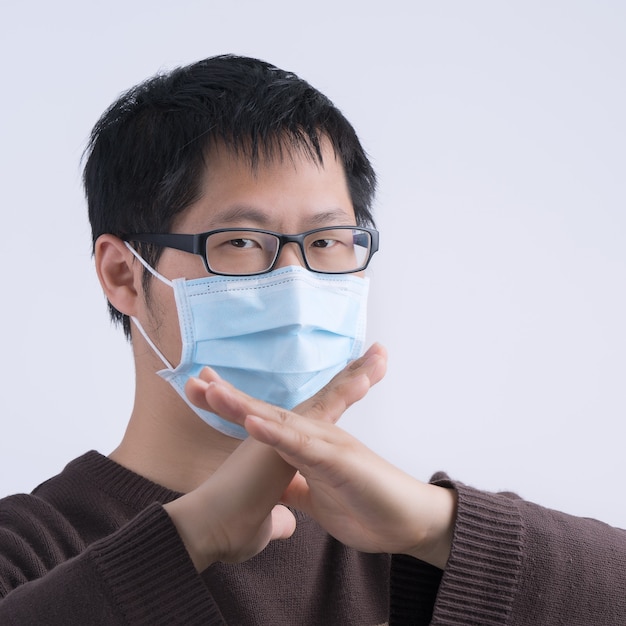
[425,474,626,625]
[0,501,225,625]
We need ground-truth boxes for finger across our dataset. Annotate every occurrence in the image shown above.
[343,342,388,389]
[356,342,388,386]
[291,342,388,424]
[280,473,310,511]
[187,363,366,430]
[269,504,297,540]
[244,412,339,469]
[186,365,248,409]
[194,342,386,393]
[187,375,297,429]
[186,366,275,423]
[185,342,387,427]
[185,376,251,423]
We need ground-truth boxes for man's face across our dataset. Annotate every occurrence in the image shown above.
[137,137,357,369]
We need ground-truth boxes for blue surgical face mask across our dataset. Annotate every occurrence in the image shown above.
[126,244,369,439]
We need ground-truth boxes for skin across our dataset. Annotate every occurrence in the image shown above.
[94,138,457,574]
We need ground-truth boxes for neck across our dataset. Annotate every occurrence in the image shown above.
[109,366,241,493]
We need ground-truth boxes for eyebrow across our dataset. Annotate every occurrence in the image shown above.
[207,206,356,229]
[306,209,356,226]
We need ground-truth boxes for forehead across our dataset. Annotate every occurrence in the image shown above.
[175,137,355,232]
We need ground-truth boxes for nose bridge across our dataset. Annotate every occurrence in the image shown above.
[275,237,305,269]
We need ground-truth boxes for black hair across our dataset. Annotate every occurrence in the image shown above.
[83,54,377,337]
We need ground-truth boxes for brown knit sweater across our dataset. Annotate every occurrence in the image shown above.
[0,452,624,624]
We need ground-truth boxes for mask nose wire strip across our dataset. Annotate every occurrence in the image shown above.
[123,241,175,369]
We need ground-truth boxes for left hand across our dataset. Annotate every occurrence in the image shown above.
[243,407,457,569]
[187,344,457,570]
[165,344,388,571]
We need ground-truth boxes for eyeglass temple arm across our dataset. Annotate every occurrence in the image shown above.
[126,233,203,255]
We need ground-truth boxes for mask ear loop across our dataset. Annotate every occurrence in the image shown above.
[124,241,174,370]
[124,241,174,287]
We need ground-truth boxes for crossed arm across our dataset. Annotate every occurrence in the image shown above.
[2,345,625,622]
[164,343,458,573]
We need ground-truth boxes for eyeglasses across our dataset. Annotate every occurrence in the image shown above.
[125,226,379,276]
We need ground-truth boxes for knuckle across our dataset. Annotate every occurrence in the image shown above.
[346,358,362,372]
[276,408,291,424]
[309,397,328,416]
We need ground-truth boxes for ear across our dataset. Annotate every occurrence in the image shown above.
[94,235,142,317]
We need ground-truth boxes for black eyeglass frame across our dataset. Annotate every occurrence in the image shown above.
[124,226,379,276]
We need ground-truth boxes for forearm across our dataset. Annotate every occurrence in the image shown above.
[0,505,221,625]
[164,438,297,572]
[426,475,626,624]
[168,347,387,571]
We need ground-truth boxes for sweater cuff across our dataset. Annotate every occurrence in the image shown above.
[88,503,223,625]
[429,474,524,625]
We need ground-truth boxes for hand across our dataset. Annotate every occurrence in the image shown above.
[164,343,387,571]
[244,399,458,569]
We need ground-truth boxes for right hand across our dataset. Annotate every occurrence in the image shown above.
[163,343,387,571]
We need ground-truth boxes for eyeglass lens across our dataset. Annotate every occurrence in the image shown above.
[205,228,372,275]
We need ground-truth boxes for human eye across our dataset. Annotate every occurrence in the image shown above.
[208,231,267,252]
[227,237,259,249]
[310,237,337,249]
[206,230,278,275]
[308,229,352,250]
[304,228,361,272]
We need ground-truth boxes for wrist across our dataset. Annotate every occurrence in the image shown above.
[406,484,458,570]
[164,495,217,573]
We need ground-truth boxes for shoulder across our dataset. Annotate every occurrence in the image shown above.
[0,451,135,568]
[0,453,107,571]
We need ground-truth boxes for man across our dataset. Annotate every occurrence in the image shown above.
[0,55,624,624]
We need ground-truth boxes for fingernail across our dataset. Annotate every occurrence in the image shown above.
[199,366,222,380]
[189,376,209,389]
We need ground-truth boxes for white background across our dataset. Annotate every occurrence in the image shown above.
[1,1,624,527]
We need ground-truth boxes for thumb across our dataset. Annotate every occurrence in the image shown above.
[279,473,311,512]
[270,504,297,540]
